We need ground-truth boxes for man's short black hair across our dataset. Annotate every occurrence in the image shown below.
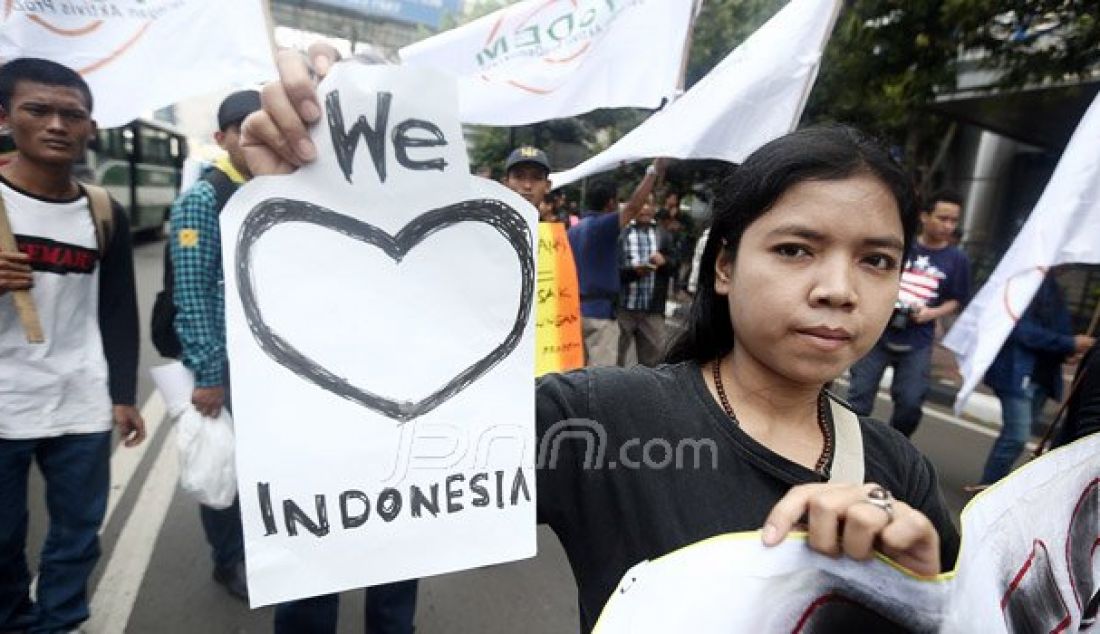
[0,58,93,113]
[585,179,617,211]
[926,188,963,211]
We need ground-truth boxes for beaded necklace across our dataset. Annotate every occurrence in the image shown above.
[711,360,833,475]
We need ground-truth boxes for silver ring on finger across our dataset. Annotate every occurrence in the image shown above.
[862,484,895,523]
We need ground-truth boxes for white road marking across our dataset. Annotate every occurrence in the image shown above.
[919,403,997,438]
[103,391,169,531]
[861,383,1036,451]
[86,406,179,634]
[836,377,1003,439]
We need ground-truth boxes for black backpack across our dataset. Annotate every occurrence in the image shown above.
[151,168,239,358]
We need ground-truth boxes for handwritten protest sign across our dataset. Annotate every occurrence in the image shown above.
[221,63,537,606]
[595,433,1100,633]
[535,222,583,376]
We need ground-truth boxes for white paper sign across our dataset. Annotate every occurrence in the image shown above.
[221,62,538,607]
[149,361,194,418]
[595,433,1100,633]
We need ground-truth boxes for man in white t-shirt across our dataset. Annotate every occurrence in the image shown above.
[0,58,144,634]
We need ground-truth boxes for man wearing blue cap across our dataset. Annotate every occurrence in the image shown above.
[502,145,552,209]
[163,89,262,600]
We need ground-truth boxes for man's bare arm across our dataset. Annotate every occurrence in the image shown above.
[619,158,668,229]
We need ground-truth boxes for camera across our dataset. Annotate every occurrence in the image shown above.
[889,302,915,330]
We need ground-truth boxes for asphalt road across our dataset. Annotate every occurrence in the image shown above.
[22,238,1005,633]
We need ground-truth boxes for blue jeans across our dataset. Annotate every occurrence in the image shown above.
[847,340,932,437]
[981,384,1049,484]
[273,580,419,634]
[0,432,110,633]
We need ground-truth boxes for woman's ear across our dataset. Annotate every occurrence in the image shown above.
[714,247,734,295]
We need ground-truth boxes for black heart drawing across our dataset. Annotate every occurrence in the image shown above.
[235,197,534,423]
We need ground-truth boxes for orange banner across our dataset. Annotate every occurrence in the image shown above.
[535,222,584,376]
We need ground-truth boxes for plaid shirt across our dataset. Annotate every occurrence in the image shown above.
[170,171,232,387]
[619,221,659,312]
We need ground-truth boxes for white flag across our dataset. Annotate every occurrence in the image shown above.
[550,0,842,188]
[944,92,1100,413]
[399,0,695,126]
[0,1,276,128]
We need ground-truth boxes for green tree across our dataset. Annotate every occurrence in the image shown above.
[804,0,958,187]
[945,1,1100,87]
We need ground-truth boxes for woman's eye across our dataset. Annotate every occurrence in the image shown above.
[774,244,810,258]
[863,253,898,270]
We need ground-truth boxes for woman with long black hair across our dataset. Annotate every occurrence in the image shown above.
[245,46,959,634]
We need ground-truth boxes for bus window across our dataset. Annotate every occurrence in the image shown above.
[122,127,134,157]
[97,129,131,161]
[139,128,175,166]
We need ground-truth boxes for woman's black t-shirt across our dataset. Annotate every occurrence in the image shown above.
[535,361,960,632]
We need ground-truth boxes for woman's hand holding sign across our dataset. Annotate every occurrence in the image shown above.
[762,482,941,577]
[240,39,951,621]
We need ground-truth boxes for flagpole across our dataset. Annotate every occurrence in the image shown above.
[789,0,844,130]
[1087,299,1100,337]
[675,0,704,93]
[261,0,279,61]
[657,0,704,190]
[0,200,43,343]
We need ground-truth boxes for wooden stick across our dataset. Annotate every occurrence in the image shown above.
[1087,297,1100,338]
[0,195,44,343]
[261,0,279,62]
[675,0,703,93]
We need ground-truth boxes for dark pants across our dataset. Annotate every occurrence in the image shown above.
[200,378,244,572]
[200,497,244,571]
[847,340,932,437]
[616,311,665,367]
[273,580,419,634]
[0,432,110,633]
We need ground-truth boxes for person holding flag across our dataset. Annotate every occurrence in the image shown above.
[567,166,665,367]
[979,274,1094,483]
[944,92,1100,427]
[0,57,144,634]
[1053,338,1100,447]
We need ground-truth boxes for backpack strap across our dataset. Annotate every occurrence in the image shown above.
[201,166,240,214]
[826,392,865,485]
[83,184,114,257]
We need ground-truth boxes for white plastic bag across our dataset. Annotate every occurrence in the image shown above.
[175,407,237,509]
